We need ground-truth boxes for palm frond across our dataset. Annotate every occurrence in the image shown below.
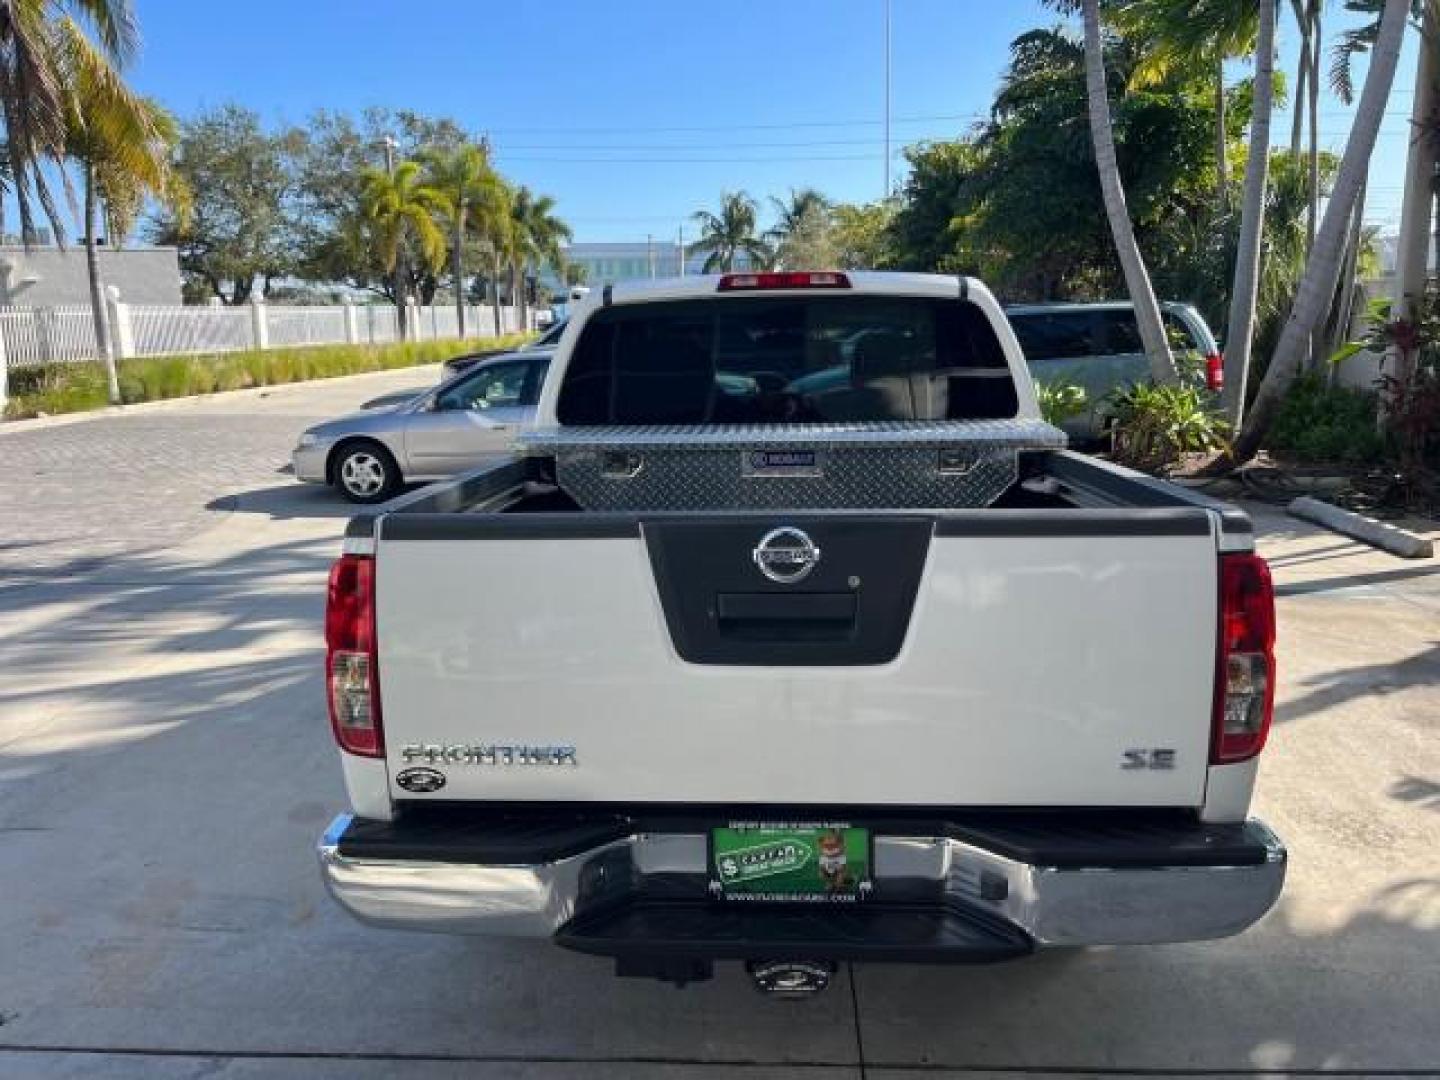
[66,0,139,64]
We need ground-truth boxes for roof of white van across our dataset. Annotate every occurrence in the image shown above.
[1005,300,1193,313]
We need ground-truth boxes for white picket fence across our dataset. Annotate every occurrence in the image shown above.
[0,300,524,371]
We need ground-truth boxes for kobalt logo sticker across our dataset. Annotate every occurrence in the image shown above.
[743,449,822,477]
[753,527,821,584]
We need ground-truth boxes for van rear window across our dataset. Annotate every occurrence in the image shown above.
[556,296,1017,425]
[1009,311,1098,361]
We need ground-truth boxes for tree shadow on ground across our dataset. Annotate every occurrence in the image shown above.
[847,877,1440,1073]
[1390,774,1440,812]
[1274,563,1440,596]
[206,484,358,523]
[1274,641,1440,725]
[0,533,337,700]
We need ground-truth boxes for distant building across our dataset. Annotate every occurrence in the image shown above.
[0,229,54,247]
[0,245,183,307]
[539,240,758,292]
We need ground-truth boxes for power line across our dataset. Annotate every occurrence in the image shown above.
[495,153,891,164]
[495,135,932,151]
[478,111,987,136]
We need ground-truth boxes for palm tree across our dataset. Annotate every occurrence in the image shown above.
[689,191,772,273]
[1079,0,1178,384]
[419,141,503,339]
[508,187,571,332]
[1109,0,1260,208]
[766,188,834,269]
[0,0,139,409]
[359,160,451,339]
[68,91,185,405]
[1109,0,1281,419]
[1226,0,1411,465]
[1222,0,1278,426]
[0,0,138,243]
[480,183,514,335]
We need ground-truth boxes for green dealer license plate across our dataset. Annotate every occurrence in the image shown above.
[710,823,872,903]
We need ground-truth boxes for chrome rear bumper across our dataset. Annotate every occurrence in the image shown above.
[318,814,1286,950]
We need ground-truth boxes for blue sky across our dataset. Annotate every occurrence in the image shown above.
[109,1,1418,244]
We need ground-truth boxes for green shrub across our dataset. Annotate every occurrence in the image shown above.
[1035,380,1087,427]
[1269,373,1386,464]
[4,363,110,415]
[1108,382,1230,473]
[2,334,532,420]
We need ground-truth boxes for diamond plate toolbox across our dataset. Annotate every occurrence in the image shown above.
[517,421,1067,511]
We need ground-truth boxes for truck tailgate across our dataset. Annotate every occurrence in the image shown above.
[374,511,1218,807]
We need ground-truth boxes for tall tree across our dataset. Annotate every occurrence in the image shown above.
[1223,0,1278,426]
[1227,0,1411,464]
[689,191,771,273]
[1110,0,1260,209]
[290,108,471,304]
[766,188,835,268]
[831,200,896,269]
[359,160,450,338]
[0,0,140,408]
[1290,0,1312,152]
[68,90,184,404]
[508,187,570,332]
[479,182,513,335]
[1078,0,1178,383]
[0,0,138,244]
[149,105,297,304]
[420,141,503,338]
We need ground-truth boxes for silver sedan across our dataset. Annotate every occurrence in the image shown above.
[292,350,552,503]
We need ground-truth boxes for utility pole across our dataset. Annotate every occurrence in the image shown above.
[381,133,398,176]
[883,0,892,198]
[678,225,685,276]
[647,234,656,278]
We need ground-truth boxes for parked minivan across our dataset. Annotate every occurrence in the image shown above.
[1007,301,1223,441]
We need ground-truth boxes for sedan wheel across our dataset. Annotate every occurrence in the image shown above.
[335,444,400,504]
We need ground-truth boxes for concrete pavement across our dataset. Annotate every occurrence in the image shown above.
[0,372,1436,1078]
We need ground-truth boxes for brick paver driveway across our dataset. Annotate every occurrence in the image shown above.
[0,371,435,579]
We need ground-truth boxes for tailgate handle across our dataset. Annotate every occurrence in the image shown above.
[715,592,857,642]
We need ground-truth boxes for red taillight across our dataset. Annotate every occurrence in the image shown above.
[717,271,850,291]
[1212,553,1275,764]
[1205,352,1224,391]
[326,554,382,757]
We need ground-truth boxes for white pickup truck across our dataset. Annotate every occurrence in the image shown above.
[317,272,1284,995]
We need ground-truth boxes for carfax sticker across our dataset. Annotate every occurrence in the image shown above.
[710,822,872,903]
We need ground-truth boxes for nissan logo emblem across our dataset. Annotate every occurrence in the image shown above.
[753,527,821,584]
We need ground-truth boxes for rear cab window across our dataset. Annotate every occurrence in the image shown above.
[556,296,1018,425]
